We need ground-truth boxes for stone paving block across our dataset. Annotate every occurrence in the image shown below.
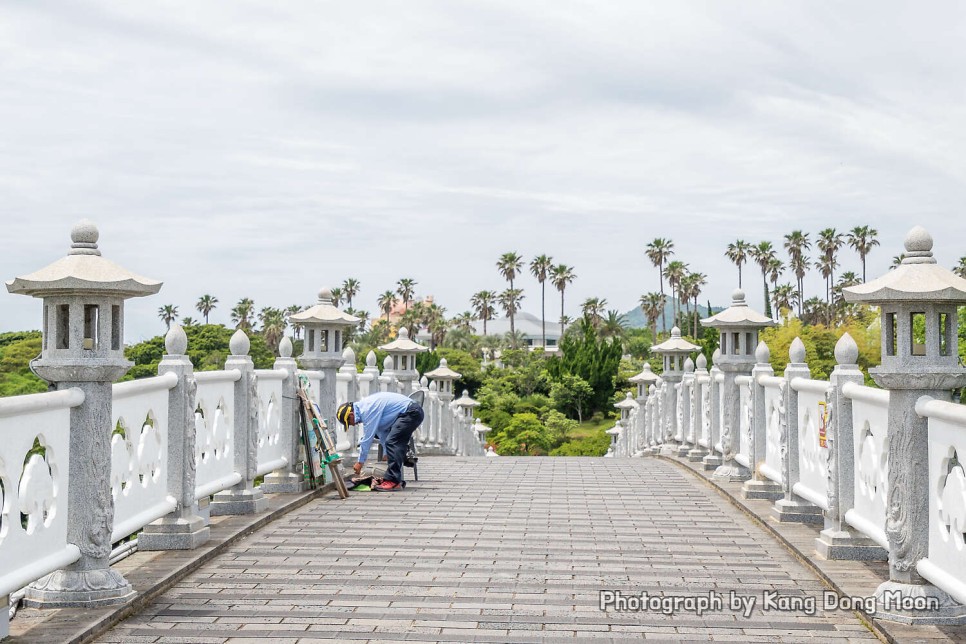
[87,458,893,643]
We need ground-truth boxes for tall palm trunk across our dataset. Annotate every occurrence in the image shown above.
[560,291,565,338]
[658,261,666,333]
[540,281,546,349]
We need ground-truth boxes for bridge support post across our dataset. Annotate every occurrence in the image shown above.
[210,331,267,516]
[741,342,783,500]
[770,338,822,523]
[702,351,723,470]
[815,334,886,560]
[687,355,709,461]
[260,337,309,494]
[140,326,210,549]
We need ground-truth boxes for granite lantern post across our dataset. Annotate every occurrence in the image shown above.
[7,221,161,607]
[378,327,428,395]
[425,358,461,455]
[651,327,700,455]
[289,287,359,429]
[843,226,966,622]
[701,289,774,482]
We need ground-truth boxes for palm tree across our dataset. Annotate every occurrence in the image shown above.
[783,231,810,316]
[341,278,361,308]
[529,254,554,349]
[891,254,906,269]
[662,260,688,323]
[725,240,751,288]
[259,307,287,352]
[196,294,218,325]
[181,316,196,327]
[847,226,880,281]
[377,290,398,322]
[451,312,476,334]
[230,298,255,331]
[639,292,665,340]
[551,264,576,338]
[158,304,179,331]
[815,255,838,304]
[600,310,627,340]
[580,297,607,326]
[766,257,785,322]
[955,257,966,279]
[470,290,497,336]
[399,307,422,339]
[284,304,303,339]
[354,310,370,332]
[330,287,343,307]
[750,241,776,313]
[816,228,844,303]
[681,272,707,337]
[772,284,798,320]
[497,252,524,338]
[498,288,525,347]
[646,238,674,332]
[395,278,417,312]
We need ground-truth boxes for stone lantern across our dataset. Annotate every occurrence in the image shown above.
[651,327,700,453]
[629,364,659,456]
[379,327,428,395]
[474,418,492,446]
[425,358,461,400]
[7,220,161,607]
[453,389,480,423]
[605,421,623,457]
[701,288,774,481]
[614,392,639,457]
[288,287,359,424]
[844,226,966,621]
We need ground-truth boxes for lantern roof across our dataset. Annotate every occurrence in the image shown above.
[651,327,701,354]
[614,392,639,410]
[7,220,161,298]
[701,289,774,328]
[454,389,480,408]
[288,287,360,327]
[629,363,660,385]
[844,226,966,304]
[425,357,461,380]
[379,327,429,353]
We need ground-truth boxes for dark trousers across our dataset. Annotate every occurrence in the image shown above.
[383,402,424,484]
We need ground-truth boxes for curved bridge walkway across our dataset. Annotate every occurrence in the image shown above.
[96,458,875,643]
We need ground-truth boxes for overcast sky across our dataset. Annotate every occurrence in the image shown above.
[2,1,966,343]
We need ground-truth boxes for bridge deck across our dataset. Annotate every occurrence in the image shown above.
[97,457,875,643]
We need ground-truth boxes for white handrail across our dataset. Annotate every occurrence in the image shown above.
[195,369,242,383]
[113,372,178,400]
[843,382,888,406]
[790,377,828,395]
[0,387,84,418]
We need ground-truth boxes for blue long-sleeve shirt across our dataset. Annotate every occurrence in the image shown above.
[354,392,415,464]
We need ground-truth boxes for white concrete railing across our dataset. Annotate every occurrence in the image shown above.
[916,397,966,604]
[110,372,179,543]
[253,369,287,477]
[193,370,241,500]
[0,389,84,599]
[843,382,890,549]
[790,378,830,512]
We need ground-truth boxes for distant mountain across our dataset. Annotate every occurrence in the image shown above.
[620,298,721,329]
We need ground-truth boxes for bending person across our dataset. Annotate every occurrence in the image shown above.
[337,392,424,492]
